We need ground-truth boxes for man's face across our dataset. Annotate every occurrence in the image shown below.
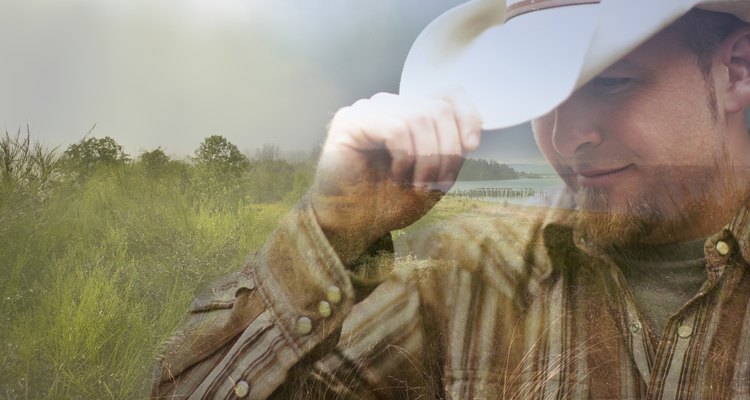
[532,27,750,247]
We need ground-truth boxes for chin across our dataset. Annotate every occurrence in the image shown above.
[573,187,661,249]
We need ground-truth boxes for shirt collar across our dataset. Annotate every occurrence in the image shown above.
[702,203,750,281]
[726,204,750,263]
[540,195,750,281]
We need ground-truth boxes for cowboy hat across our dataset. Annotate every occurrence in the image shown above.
[399,0,750,130]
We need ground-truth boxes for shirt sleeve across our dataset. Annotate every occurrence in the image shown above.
[151,197,400,399]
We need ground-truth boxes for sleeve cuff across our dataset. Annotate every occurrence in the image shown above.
[252,195,393,353]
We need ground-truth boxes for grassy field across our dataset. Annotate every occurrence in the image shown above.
[0,133,501,399]
[0,167,294,398]
[0,132,311,399]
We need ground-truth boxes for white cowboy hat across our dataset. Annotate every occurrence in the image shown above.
[400,0,750,130]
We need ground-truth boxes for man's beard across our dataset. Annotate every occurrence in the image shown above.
[573,187,663,249]
[571,160,748,249]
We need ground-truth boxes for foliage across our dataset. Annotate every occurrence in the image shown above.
[0,134,318,399]
[61,136,130,179]
[0,128,61,192]
[457,158,533,181]
[3,132,500,398]
[193,135,249,173]
[139,147,170,172]
[138,147,194,184]
[247,158,297,203]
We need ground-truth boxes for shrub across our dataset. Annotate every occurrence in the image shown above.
[61,136,129,180]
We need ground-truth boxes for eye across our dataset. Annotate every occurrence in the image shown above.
[591,77,633,93]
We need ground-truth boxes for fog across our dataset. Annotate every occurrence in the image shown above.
[0,0,544,163]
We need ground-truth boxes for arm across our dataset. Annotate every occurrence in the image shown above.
[152,92,482,399]
[312,92,482,264]
[151,201,373,399]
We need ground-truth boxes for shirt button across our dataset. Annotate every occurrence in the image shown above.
[326,286,342,305]
[629,321,642,335]
[233,380,250,398]
[716,240,730,256]
[678,324,693,338]
[296,316,313,335]
[318,301,332,318]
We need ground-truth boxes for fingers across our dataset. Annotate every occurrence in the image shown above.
[406,99,442,189]
[324,91,482,190]
[436,90,482,191]
[384,117,416,184]
[430,98,463,191]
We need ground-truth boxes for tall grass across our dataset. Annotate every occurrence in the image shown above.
[0,133,293,399]
[0,132,486,399]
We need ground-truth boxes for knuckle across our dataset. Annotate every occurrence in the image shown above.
[371,92,395,101]
[409,113,434,131]
[387,119,411,137]
[351,98,370,108]
[332,105,356,122]
[462,113,482,131]
[328,112,349,134]
[432,100,454,119]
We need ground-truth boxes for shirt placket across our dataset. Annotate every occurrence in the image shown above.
[643,234,736,399]
[623,295,655,386]
[648,304,703,399]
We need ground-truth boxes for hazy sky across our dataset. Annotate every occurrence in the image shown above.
[0,0,544,163]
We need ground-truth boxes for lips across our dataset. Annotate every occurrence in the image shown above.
[574,164,633,187]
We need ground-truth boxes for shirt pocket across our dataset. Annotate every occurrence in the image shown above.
[154,269,262,387]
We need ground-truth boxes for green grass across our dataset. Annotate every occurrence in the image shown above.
[0,161,292,399]
[0,132,498,399]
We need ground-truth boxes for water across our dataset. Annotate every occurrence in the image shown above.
[448,177,566,204]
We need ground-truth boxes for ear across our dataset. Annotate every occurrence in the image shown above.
[721,27,750,114]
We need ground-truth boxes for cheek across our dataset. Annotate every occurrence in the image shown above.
[627,93,718,167]
[623,66,721,164]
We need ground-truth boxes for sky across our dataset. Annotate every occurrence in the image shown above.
[0,0,545,164]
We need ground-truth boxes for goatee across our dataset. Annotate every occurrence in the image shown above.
[573,187,663,249]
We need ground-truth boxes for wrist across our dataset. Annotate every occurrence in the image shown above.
[309,194,386,266]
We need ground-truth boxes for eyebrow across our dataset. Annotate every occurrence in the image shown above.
[600,58,651,76]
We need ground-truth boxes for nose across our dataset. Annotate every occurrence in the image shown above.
[551,93,603,158]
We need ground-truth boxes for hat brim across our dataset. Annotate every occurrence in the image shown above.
[400,0,701,130]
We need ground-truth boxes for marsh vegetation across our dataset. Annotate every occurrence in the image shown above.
[0,131,502,399]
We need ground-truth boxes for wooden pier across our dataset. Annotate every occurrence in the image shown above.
[448,187,548,201]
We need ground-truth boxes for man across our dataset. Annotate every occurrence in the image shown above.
[153,0,750,398]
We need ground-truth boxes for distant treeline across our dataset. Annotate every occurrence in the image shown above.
[457,158,540,181]
[0,131,317,206]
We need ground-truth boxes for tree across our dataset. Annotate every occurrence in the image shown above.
[138,147,172,178]
[456,158,520,181]
[139,148,170,169]
[194,135,249,173]
[61,136,129,178]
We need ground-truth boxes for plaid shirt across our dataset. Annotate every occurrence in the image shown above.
[152,198,750,399]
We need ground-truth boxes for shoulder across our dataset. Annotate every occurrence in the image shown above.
[395,204,553,292]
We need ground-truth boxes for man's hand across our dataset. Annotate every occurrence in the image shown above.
[310,92,482,264]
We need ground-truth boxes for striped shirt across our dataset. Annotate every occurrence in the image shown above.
[152,198,750,399]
